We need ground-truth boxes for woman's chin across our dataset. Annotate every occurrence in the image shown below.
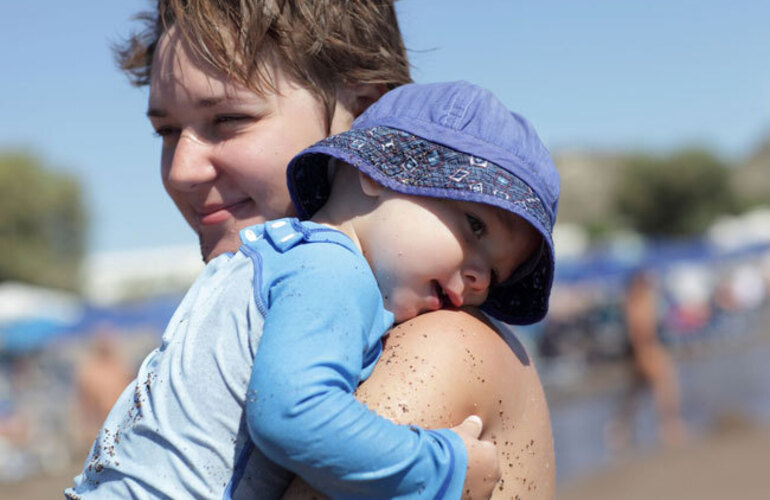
[197,214,269,262]
[198,231,241,262]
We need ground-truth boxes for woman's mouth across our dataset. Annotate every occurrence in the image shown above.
[198,199,250,225]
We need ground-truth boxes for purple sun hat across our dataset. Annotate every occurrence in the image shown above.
[287,81,560,324]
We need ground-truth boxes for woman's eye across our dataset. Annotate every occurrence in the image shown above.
[214,115,248,126]
[466,213,486,237]
[210,115,253,138]
[153,126,178,139]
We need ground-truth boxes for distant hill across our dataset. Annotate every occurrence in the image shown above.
[553,136,770,233]
[553,150,625,227]
[732,136,770,206]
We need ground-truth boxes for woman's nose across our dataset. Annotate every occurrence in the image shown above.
[163,131,216,191]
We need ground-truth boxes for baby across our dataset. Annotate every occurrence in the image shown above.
[69,81,559,499]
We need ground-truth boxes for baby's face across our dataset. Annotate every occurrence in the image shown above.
[356,193,541,323]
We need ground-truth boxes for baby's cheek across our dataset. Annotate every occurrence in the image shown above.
[388,296,419,324]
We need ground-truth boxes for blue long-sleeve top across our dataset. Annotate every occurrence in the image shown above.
[244,218,467,499]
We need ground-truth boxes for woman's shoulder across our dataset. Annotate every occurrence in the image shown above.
[369,309,556,498]
[385,308,536,388]
[359,308,547,425]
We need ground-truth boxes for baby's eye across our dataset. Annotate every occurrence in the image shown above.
[465,213,486,238]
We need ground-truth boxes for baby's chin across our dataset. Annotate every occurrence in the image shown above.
[387,297,429,325]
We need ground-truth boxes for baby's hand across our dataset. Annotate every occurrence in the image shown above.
[451,415,500,499]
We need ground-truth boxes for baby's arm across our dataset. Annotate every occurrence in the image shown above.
[247,243,469,499]
[354,309,555,498]
[283,308,554,500]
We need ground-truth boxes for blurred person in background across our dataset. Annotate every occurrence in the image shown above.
[71,329,133,456]
[610,269,687,449]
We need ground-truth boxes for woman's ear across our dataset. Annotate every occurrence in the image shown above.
[358,171,384,197]
[346,83,388,116]
[331,83,388,134]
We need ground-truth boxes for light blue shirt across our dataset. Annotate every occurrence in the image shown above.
[66,219,466,499]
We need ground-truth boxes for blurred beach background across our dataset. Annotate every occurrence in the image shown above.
[1,1,769,498]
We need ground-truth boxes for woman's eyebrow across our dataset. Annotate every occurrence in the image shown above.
[147,97,225,118]
[195,97,224,108]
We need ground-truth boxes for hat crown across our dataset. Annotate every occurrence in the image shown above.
[354,81,560,224]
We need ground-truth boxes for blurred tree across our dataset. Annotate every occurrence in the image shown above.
[0,151,87,291]
[615,149,735,238]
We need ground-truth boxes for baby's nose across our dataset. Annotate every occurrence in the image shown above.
[462,267,491,303]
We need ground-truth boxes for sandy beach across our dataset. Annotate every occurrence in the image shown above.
[0,419,765,499]
[557,418,770,500]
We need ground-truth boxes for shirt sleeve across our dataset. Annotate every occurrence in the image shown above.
[246,242,467,500]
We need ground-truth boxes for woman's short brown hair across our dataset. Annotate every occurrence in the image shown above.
[115,0,412,125]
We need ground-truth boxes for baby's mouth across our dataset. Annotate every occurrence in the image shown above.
[433,281,449,309]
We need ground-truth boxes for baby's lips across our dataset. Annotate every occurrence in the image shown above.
[432,280,465,309]
[444,287,464,308]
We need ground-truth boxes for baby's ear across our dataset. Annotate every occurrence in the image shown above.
[358,171,384,197]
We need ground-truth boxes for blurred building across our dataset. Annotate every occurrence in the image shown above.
[81,244,203,305]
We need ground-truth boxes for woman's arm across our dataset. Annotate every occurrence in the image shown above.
[283,308,555,499]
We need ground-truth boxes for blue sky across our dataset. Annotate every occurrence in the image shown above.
[1,1,768,254]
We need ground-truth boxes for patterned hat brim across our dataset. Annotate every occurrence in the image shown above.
[288,126,554,325]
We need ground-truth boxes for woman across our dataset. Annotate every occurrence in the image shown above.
[111,1,554,497]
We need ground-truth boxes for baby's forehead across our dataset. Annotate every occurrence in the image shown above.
[474,202,537,237]
[487,204,542,254]
[499,208,535,235]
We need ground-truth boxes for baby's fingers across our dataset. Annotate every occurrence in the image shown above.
[451,416,501,500]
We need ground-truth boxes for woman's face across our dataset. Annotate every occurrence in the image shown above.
[148,29,355,261]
